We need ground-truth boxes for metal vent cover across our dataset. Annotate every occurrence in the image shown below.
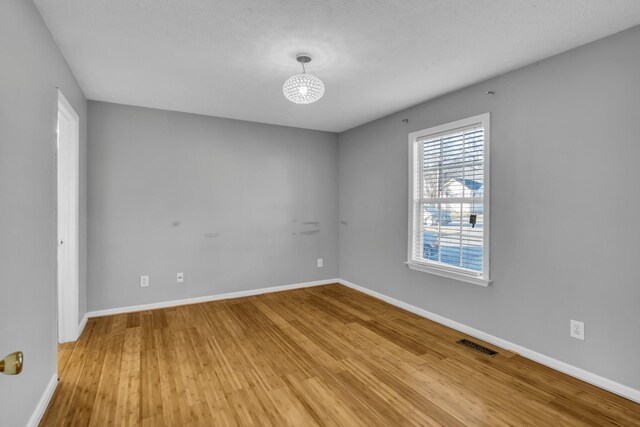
[457,339,498,357]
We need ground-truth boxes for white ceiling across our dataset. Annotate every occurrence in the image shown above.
[35,0,640,132]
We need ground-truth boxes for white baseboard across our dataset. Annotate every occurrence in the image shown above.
[337,278,640,404]
[27,373,57,427]
[87,278,340,318]
[78,312,88,337]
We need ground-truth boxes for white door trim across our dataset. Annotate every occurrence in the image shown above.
[57,89,80,343]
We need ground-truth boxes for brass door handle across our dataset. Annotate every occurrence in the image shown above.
[0,351,23,375]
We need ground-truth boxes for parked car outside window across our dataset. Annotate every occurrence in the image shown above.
[424,206,452,226]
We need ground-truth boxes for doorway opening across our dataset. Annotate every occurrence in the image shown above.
[57,89,80,347]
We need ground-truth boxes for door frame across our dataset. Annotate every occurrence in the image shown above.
[57,89,80,343]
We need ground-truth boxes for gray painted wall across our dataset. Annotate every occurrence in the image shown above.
[0,1,87,425]
[338,25,640,390]
[87,101,338,311]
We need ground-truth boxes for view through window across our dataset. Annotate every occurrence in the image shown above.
[408,114,490,285]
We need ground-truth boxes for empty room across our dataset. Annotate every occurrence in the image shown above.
[2,0,640,425]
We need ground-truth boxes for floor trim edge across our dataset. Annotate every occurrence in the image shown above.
[87,278,340,318]
[78,312,88,337]
[27,373,57,427]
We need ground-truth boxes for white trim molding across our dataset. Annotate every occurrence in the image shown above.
[78,313,88,337]
[405,261,491,286]
[27,373,58,427]
[337,278,640,404]
[57,88,81,344]
[87,278,340,318]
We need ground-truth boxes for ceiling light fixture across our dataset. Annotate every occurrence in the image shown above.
[283,53,325,104]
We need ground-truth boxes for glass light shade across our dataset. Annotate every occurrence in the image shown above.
[283,73,325,104]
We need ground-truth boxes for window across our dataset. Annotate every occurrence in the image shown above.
[407,113,490,286]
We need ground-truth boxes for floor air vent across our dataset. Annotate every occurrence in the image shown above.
[457,339,498,357]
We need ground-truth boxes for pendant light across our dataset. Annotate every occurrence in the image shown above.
[283,53,325,104]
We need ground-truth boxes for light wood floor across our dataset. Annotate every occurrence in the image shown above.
[43,284,639,426]
[57,341,76,378]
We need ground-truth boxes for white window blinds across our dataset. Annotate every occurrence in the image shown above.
[407,114,490,286]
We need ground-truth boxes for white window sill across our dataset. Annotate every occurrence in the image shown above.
[405,261,492,287]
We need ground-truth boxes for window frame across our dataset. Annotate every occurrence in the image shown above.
[406,113,491,286]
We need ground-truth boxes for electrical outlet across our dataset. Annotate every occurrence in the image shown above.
[317,258,323,268]
[177,272,184,283]
[140,275,149,288]
[570,319,584,340]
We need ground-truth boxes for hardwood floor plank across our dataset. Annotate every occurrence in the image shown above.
[57,341,77,377]
[42,284,640,426]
